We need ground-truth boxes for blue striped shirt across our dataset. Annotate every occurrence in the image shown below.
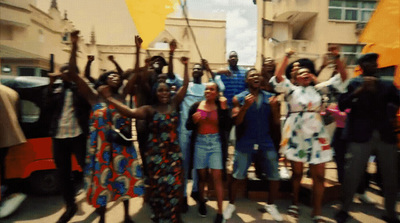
[220,66,247,107]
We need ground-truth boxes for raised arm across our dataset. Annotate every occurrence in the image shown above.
[172,56,189,105]
[68,31,98,105]
[98,85,149,119]
[108,55,123,77]
[274,49,294,83]
[84,55,95,83]
[123,35,143,97]
[167,39,177,79]
[201,59,214,80]
[329,45,348,82]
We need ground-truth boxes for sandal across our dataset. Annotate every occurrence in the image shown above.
[287,205,299,218]
[312,215,326,223]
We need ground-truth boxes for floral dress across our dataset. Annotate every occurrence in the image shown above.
[269,74,346,164]
[146,109,183,223]
[84,103,144,208]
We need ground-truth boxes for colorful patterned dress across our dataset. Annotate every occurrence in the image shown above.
[146,109,183,223]
[270,74,346,164]
[84,102,144,208]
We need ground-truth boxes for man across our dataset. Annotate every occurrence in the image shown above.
[178,60,225,212]
[224,68,283,221]
[0,84,27,218]
[335,53,400,223]
[46,31,91,223]
[219,51,247,107]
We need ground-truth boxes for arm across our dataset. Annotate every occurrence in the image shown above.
[316,54,329,76]
[329,45,348,82]
[123,35,143,97]
[68,31,98,105]
[269,95,281,125]
[172,56,189,105]
[232,94,254,126]
[108,55,123,77]
[218,97,232,131]
[84,55,95,83]
[274,49,294,83]
[167,39,177,79]
[98,85,149,119]
[186,102,200,130]
[201,59,214,80]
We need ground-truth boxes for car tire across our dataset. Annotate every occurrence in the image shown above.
[29,170,60,195]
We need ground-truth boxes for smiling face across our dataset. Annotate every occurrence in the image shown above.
[295,68,313,86]
[204,82,218,101]
[262,57,276,72]
[246,69,261,89]
[156,83,171,104]
[106,73,122,89]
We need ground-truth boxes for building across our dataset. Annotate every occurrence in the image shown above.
[0,0,227,80]
[255,0,378,79]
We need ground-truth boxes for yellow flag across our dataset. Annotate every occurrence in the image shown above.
[125,0,179,49]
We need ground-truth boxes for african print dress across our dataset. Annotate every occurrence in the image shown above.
[85,102,144,208]
[146,110,183,223]
[269,74,346,164]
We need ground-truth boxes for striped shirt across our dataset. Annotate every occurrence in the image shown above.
[220,66,247,108]
[54,89,82,138]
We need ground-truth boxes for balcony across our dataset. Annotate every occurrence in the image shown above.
[355,22,367,35]
[264,0,318,22]
[272,40,318,59]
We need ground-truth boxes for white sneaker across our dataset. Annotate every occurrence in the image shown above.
[264,204,283,222]
[0,193,27,218]
[356,193,376,204]
[223,203,236,220]
[279,167,290,180]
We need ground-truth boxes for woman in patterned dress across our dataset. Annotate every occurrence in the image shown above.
[68,33,145,223]
[269,49,347,223]
[99,56,189,223]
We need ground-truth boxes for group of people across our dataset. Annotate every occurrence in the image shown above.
[1,29,399,223]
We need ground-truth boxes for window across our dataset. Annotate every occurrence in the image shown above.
[329,0,377,22]
[330,44,364,65]
[20,100,40,123]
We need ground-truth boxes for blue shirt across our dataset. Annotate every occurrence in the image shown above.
[220,66,247,107]
[235,90,275,153]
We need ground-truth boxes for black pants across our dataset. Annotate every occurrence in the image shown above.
[52,134,86,206]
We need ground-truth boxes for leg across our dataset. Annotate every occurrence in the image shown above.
[53,138,74,206]
[290,161,304,206]
[341,141,372,212]
[123,200,134,223]
[211,169,224,214]
[261,148,280,204]
[310,163,325,217]
[97,206,106,223]
[374,140,398,219]
[197,169,208,203]
[332,128,346,184]
[0,147,9,200]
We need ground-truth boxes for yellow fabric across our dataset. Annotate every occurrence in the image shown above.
[357,0,400,87]
[125,0,179,49]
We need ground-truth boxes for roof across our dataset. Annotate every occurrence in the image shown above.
[0,45,46,60]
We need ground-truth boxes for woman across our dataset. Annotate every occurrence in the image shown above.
[98,57,189,223]
[68,33,144,223]
[186,82,231,223]
[269,49,347,223]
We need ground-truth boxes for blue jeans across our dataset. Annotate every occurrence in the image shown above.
[179,131,198,196]
[194,134,223,170]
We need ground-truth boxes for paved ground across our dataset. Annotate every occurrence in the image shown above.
[1,177,399,223]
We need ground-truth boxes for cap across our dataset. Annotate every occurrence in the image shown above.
[356,53,378,65]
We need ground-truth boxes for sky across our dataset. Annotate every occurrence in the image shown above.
[36,0,257,65]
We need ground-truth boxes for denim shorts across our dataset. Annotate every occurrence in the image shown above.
[194,133,223,170]
[232,146,280,180]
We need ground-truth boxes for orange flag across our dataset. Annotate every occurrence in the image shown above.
[125,0,179,49]
[358,0,400,87]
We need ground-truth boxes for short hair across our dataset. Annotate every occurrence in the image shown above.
[245,68,257,79]
[94,71,120,89]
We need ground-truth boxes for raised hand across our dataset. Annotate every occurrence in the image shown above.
[219,96,228,110]
[70,30,80,44]
[180,56,189,64]
[170,39,177,53]
[192,111,202,124]
[135,35,143,48]
[108,55,115,61]
[328,45,340,56]
[88,55,95,62]
[285,48,295,57]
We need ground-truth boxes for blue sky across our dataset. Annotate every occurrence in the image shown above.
[36,0,257,65]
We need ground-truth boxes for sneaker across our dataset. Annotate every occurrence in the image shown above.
[264,204,283,221]
[0,193,27,218]
[56,203,78,223]
[214,213,226,223]
[279,167,290,180]
[223,203,236,220]
[356,193,376,204]
[198,201,207,217]
[334,210,350,223]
